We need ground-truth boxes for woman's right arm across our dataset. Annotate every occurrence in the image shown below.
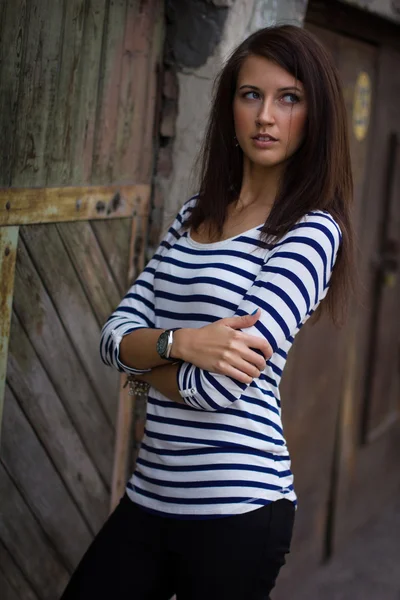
[117,310,271,379]
[100,199,194,375]
[100,197,271,379]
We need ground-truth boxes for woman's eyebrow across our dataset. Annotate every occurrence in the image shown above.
[238,84,303,93]
[278,86,303,93]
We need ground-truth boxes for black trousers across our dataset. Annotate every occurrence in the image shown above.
[60,494,295,600]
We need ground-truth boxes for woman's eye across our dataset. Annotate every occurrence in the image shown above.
[282,93,300,104]
[244,91,260,100]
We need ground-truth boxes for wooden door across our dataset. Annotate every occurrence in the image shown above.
[275,22,400,598]
[332,44,400,547]
[0,1,163,598]
[304,25,400,549]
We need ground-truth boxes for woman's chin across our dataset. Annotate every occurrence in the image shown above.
[244,154,285,170]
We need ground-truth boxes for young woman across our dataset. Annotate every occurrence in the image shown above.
[61,25,353,600]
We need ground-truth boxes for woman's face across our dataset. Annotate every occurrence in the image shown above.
[233,55,308,170]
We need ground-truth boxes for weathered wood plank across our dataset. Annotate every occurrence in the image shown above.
[0,540,39,600]
[69,0,107,184]
[2,384,93,570]
[12,236,114,484]
[91,218,132,296]
[92,1,163,293]
[0,226,19,443]
[57,220,122,326]
[0,570,20,600]
[92,0,125,183]
[0,462,69,600]
[89,215,137,306]
[0,184,150,226]
[90,0,135,294]
[139,0,164,182]
[116,0,154,182]
[0,0,29,187]
[110,377,134,510]
[10,0,64,187]
[45,0,86,186]
[7,311,109,533]
[21,224,119,425]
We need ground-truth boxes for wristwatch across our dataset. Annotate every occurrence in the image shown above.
[156,328,179,361]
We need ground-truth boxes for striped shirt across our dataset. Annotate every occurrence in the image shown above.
[100,195,342,517]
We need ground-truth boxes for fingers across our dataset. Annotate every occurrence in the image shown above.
[241,334,273,360]
[241,348,267,372]
[223,309,260,329]
[215,362,256,384]
[216,354,262,381]
[219,309,273,359]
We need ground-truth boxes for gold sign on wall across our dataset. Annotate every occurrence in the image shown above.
[352,71,372,142]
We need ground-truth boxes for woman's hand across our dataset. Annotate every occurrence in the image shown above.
[171,309,273,384]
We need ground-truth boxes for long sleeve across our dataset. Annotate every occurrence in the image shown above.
[100,197,196,374]
[177,211,342,410]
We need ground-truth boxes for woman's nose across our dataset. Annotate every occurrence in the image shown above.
[256,99,275,126]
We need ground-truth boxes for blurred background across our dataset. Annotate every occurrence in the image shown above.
[0,1,399,598]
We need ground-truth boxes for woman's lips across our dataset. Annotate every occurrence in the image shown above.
[252,135,278,148]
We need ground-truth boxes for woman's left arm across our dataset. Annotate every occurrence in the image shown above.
[133,363,185,404]
[135,212,342,408]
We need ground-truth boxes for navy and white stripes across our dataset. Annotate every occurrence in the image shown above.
[100,196,341,517]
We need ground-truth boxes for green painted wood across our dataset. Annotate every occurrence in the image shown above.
[0,0,29,187]
[70,0,108,185]
[10,0,65,187]
[0,226,19,444]
[91,0,125,184]
[45,0,86,186]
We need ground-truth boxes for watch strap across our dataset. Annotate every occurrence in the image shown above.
[166,327,181,360]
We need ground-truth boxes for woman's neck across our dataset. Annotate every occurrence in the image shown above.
[237,159,283,211]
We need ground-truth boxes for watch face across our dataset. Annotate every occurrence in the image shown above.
[157,332,169,357]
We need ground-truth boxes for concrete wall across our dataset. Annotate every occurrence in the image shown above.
[158,0,308,228]
[341,0,400,25]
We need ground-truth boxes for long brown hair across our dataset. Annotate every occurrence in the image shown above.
[185,25,354,326]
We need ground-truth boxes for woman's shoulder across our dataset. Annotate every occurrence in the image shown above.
[297,210,341,236]
[285,210,342,247]
[166,194,198,234]
[267,210,342,263]
[179,194,199,219]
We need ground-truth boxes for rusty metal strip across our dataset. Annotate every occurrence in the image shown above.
[0,184,151,226]
[0,226,19,444]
